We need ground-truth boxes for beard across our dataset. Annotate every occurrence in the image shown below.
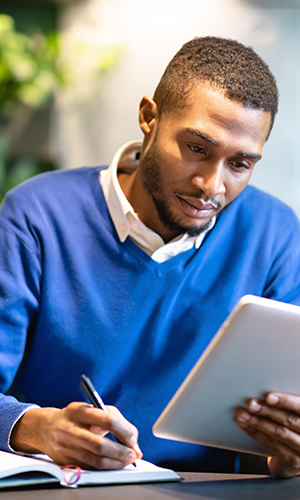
[139,139,222,237]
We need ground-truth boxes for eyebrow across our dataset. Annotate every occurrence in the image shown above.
[185,128,219,146]
[236,151,262,160]
[185,128,262,160]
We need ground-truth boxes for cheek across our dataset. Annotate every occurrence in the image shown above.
[158,152,186,184]
[225,173,252,202]
[156,139,185,174]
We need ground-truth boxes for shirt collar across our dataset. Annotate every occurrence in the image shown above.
[100,141,140,242]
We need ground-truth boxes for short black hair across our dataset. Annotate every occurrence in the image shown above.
[153,37,278,138]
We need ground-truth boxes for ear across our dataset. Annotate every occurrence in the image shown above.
[139,96,158,137]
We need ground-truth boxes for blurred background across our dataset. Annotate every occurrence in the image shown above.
[0,0,299,218]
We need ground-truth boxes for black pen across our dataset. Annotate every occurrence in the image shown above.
[80,374,137,467]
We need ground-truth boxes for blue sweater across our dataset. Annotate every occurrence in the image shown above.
[1,167,300,472]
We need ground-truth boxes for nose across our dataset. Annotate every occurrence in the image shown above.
[190,161,225,197]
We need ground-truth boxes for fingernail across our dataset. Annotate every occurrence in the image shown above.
[267,394,279,405]
[126,452,136,461]
[238,411,251,422]
[249,400,262,412]
[133,444,142,455]
[128,436,137,447]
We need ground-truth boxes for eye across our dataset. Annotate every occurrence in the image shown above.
[230,161,250,171]
[188,144,206,154]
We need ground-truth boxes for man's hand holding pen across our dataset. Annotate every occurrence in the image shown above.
[10,402,142,470]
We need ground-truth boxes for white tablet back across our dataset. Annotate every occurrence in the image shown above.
[153,295,300,455]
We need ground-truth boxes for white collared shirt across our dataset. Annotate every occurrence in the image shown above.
[100,141,215,263]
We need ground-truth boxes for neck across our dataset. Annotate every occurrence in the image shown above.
[117,170,182,243]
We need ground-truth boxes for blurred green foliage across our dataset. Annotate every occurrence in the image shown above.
[0,14,63,116]
[0,13,62,201]
[0,13,122,202]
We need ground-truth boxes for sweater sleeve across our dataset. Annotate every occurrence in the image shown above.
[0,193,42,452]
[262,208,300,305]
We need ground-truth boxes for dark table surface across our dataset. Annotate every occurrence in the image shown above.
[1,472,300,500]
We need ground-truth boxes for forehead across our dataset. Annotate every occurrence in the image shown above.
[160,83,271,148]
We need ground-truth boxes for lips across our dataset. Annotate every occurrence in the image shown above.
[176,196,217,219]
[180,196,217,211]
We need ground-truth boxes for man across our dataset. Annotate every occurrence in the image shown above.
[1,36,300,478]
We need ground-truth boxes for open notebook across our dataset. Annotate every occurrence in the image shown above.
[0,451,180,488]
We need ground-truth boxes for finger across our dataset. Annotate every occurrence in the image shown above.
[106,406,143,457]
[65,403,142,456]
[268,455,300,478]
[89,425,143,461]
[55,428,136,467]
[55,422,137,464]
[240,423,300,478]
[49,411,137,463]
[235,411,300,477]
[247,399,300,433]
[235,408,300,454]
[265,393,300,413]
[54,442,136,470]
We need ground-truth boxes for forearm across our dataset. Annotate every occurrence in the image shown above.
[0,393,40,453]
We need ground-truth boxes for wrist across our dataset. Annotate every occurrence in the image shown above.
[10,407,59,455]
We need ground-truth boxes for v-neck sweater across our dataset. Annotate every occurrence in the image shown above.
[1,166,300,471]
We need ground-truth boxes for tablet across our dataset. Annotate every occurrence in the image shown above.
[153,295,300,456]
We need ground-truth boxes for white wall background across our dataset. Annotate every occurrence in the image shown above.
[53,0,300,217]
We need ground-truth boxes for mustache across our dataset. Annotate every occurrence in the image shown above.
[173,189,223,210]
